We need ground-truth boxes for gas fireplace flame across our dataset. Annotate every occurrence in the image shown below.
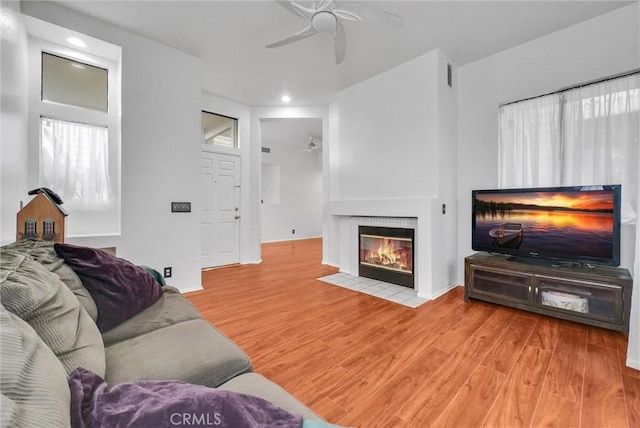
[368,239,407,270]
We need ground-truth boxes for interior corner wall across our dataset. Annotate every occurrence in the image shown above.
[1,1,29,245]
[456,3,639,366]
[325,101,340,265]
[21,1,203,293]
[200,92,253,264]
[431,50,459,293]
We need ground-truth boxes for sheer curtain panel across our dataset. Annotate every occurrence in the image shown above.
[40,117,112,211]
[562,74,640,222]
[498,95,562,188]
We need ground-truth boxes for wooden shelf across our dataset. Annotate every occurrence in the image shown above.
[464,252,633,332]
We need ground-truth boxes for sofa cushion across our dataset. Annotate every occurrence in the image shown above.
[2,239,98,321]
[0,304,71,428]
[0,250,106,377]
[105,319,252,387]
[69,367,303,428]
[102,286,203,346]
[54,243,163,332]
[218,373,323,421]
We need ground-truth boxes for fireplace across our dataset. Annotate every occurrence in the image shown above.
[358,226,415,288]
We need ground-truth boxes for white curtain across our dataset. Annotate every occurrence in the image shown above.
[499,73,639,221]
[562,75,640,222]
[498,94,562,188]
[40,117,112,210]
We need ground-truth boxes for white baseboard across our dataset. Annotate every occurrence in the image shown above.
[179,285,204,294]
[626,357,640,371]
[322,260,340,268]
[418,282,460,300]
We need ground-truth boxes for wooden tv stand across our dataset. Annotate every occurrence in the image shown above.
[464,252,633,332]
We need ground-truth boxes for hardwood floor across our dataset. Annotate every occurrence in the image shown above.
[186,238,640,428]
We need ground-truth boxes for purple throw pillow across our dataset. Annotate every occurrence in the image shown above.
[54,243,162,332]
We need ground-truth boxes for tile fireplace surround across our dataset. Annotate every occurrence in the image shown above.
[328,198,457,300]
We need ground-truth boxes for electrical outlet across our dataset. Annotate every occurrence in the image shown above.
[442,204,446,214]
[163,267,172,278]
[292,229,295,234]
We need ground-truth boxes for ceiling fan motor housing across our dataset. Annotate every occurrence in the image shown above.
[312,11,338,39]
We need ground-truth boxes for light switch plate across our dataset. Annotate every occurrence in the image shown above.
[171,202,191,213]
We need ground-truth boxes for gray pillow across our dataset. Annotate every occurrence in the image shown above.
[0,250,106,377]
[2,239,98,321]
[0,304,71,428]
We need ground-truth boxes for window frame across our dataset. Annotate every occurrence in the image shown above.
[201,110,239,149]
[27,35,121,237]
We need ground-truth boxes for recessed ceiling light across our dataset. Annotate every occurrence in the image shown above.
[67,37,86,48]
[281,95,291,103]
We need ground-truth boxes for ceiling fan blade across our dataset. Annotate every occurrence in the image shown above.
[334,22,346,65]
[333,9,361,22]
[266,24,318,48]
[337,3,403,28]
[316,0,334,12]
[275,1,314,19]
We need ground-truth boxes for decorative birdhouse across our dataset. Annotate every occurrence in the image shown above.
[16,188,68,242]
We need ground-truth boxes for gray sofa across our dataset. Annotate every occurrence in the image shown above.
[0,239,321,427]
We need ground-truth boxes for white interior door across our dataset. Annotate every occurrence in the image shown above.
[201,152,241,268]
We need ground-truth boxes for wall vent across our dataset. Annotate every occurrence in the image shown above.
[261,147,271,153]
[447,63,453,87]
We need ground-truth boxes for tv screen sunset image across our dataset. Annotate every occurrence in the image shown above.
[473,190,615,259]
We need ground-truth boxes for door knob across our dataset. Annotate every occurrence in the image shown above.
[234,215,241,219]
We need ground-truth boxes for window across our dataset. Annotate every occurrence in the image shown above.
[28,30,121,237]
[41,53,108,112]
[202,111,238,148]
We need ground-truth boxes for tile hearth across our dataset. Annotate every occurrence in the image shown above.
[317,273,428,308]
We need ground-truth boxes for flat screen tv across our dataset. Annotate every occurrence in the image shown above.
[472,185,621,266]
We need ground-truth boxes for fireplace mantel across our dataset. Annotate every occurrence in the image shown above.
[329,198,431,218]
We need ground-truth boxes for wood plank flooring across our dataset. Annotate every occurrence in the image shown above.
[186,238,639,428]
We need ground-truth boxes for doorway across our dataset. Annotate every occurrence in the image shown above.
[260,118,323,243]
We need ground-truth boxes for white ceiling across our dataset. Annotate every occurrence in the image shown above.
[55,0,634,106]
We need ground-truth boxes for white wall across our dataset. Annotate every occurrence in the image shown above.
[336,51,439,200]
[457,3,640,368]
[1,1,29,244]
[261,142,322,242]
[20,2,203,292]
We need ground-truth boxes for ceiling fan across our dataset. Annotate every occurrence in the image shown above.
[266,1,403,65]
[301,137,322,152]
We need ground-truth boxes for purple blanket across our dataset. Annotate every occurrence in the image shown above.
[69,368,303,428]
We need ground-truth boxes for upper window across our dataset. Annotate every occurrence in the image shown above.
[202,111,238,148]
[41,53,108,112]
